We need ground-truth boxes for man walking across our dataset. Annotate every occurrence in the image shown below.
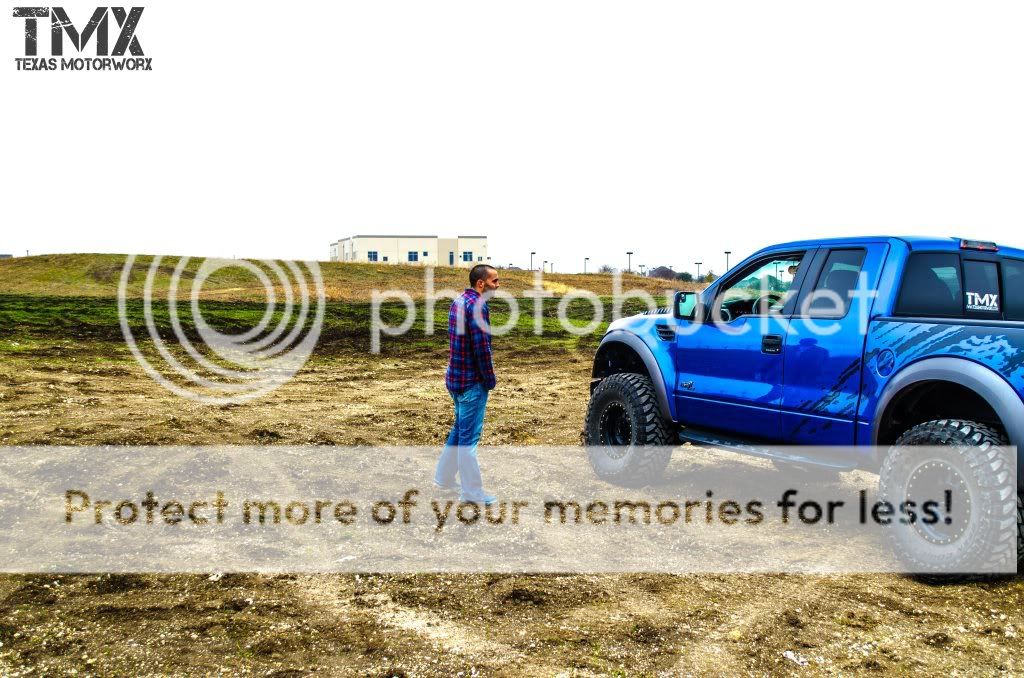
[434,264,499,505]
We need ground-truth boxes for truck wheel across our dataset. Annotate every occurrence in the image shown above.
[878,419,1020,574]
[584,372,673,487]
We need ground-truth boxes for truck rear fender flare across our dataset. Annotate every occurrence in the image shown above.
[871,356,1024,465]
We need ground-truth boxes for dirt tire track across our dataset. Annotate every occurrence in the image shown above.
[669,575,811,674]
[373,599,520,659]
[292,575,556,676]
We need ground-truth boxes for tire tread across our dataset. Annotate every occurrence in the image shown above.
[879,419,1020,572]
[584,372,673,487]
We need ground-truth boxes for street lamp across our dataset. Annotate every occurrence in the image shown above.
[584,257,589,274]
[639,264,646,276]
[695,262,702,280]
[551,262,555,273]
[543,260,548,274]
[530,252,536,271]
[724,251,731,271]
[626,251,633,273]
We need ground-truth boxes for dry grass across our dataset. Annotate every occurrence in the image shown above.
[0,254,698,301]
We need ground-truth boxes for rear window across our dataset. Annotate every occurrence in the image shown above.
[896,252,963,317]
[963,260,1001,317]
[1004,259,1024,321]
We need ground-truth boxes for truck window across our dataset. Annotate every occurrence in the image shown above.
[963,260,1001,317]
[895,252,963,317]
[805,249,866,317]
[1002,259,1023,321]
[715,253,804,321]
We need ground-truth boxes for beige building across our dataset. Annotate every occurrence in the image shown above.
[329,235,488,267]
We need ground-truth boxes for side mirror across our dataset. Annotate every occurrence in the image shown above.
[673,291,698,320]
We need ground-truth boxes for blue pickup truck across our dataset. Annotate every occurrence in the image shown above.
[585,236,1022,570]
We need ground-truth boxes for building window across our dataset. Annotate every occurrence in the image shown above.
[382,256,388,262]
[422,251,428,257]
[462,251,473,262]
[408,251,419,262]
[367,251,378,262]
[477,257,483,262]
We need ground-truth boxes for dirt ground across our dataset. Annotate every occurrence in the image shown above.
[1,339,1022,676]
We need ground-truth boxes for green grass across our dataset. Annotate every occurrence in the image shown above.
[0,294,660,354]
[0,254,691,356]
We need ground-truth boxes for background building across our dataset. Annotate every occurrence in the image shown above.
[330,235,488,267]
[0,254,12,259]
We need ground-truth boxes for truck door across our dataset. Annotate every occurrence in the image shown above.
[781,243,889,445]
[673,250,812,441]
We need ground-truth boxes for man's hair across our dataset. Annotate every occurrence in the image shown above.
[470,264,495,287]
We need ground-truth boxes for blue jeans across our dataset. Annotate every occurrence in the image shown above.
[434,383,489,501]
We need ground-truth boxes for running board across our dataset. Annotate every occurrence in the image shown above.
[677,427,857,470]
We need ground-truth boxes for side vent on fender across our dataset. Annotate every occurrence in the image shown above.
[655,324,675,341]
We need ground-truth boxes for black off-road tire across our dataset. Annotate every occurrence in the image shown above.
[878,419,1020,574]
[1017,492,1024,574]
[583,373,674,487]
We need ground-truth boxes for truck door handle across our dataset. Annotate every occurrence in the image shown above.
[761,334,783,355]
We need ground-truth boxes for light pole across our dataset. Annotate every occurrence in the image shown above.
[639,264,646,276]
[543,260,548,274]
[724,251,731,272]
[626,251,633,273]
[551,262,555,273]
[695,262,702,280]
[530,252,536,271]
[584,257,589,274]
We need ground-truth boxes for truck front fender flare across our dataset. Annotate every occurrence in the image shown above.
[596,331,674,422]
[872,356,1024,450]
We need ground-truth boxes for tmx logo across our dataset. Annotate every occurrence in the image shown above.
[13,7,143,56]
[966,292,999,310]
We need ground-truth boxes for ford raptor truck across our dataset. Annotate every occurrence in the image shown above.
[584,236,1022,571]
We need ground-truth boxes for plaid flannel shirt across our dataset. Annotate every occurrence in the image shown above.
[445,288,496,393]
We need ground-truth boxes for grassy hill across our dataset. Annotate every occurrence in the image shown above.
[0,254,705,353]
[0,254,696,301]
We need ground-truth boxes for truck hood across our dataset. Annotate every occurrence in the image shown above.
[606,309,670,334]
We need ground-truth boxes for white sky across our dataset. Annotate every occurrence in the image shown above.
[2,1,1023,275]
